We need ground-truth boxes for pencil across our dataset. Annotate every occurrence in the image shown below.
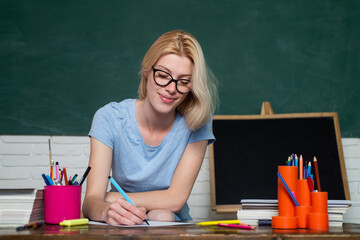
[63,167,69,185]
[218,223,256,230]
[48,139,53,179]
[197,220,243,226]
[313,156,321,191]
[299,155,303,180]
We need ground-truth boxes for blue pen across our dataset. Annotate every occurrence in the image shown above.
[42,174,50,185]
[108,176,149,225]
[108,176,135,205]
[277,172,300,206]
[46,174,54,185]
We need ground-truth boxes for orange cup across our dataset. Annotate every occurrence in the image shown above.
[308,192,328,230]
[272,166,298,229]
[298,179,311,206]
[295,179,311,228]
[295,206,310,228]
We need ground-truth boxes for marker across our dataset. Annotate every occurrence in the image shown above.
[79,166,91,185]
[108,176,149,225]
[197,220,243,226]
[72,181,79,185]
[55,162,59,180]
[46,175,54,185]
[60,169,64,182]
[258,219,272,226]
[70,174,78,185]
[59,218,89,227]
[277,172,300,206]
[42,174,50,186]
[218,223,256,230]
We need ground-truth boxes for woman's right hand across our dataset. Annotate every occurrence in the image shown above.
[104,198,147,226]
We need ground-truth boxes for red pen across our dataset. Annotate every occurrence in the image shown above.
[218,223,256,230]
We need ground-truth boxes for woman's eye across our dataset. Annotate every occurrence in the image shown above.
[179,80,190,86]
[158,73,170,79]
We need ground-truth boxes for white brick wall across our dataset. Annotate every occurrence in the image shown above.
[342,138,360,223]
[0,135,359,223]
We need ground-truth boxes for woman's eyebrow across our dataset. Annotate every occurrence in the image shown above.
[156,65,192,78]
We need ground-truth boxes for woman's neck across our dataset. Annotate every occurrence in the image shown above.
[135,100,176,146]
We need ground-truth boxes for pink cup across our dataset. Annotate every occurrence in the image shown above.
[44,185,81,224]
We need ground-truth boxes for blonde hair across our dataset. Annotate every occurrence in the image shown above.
[139,30,218,130]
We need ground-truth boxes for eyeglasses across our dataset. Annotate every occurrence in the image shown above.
[152,66,191,94]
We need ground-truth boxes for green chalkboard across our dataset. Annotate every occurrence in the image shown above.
[1,0,359,136]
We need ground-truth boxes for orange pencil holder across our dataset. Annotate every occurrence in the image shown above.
[295,179,311,228]
[308,191,329,230]
[272,166,298,229]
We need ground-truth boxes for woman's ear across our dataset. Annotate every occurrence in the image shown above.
[143,69,151,80]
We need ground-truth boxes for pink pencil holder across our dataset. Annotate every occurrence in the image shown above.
[44,185,81,224]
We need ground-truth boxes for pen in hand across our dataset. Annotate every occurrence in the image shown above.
[108,176,150,225]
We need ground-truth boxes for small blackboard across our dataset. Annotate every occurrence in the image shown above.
[209,110,350,212]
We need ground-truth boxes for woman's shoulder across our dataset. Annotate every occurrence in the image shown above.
[95,99,136,121]
[96,99,136,115]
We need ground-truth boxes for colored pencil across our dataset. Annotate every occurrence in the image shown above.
[63,167,69,185]
[307,177,314,192]
[218,223,256,230]
[313,156,321,191]
[198,220,245,226]
[299,155,303,180]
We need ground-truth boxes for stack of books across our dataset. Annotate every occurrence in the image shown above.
[0,189,44,227]
[237,199,350,227]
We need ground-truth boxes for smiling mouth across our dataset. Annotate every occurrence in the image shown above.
[159,93,175,104]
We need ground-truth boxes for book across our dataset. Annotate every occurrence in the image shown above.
[0,189,44,228]
[238,199,351,227]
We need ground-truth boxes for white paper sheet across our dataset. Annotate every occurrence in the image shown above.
[89,220,193,228]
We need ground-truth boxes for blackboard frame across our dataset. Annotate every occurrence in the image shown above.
[209,112,350,213]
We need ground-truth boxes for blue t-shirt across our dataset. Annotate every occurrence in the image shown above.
[89,99,215,221]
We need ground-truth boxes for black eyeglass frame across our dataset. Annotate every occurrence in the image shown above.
[152,66,191,94]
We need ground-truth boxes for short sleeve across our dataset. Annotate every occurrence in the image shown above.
[189,118,215,145]
[88,104,115,149]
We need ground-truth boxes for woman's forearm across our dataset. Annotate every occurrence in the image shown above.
[82,195,111,222]
[105,189,185,213]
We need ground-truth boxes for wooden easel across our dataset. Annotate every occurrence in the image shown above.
[260,101,274,115]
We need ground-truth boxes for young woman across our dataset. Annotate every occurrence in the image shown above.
[82,30,218,225]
